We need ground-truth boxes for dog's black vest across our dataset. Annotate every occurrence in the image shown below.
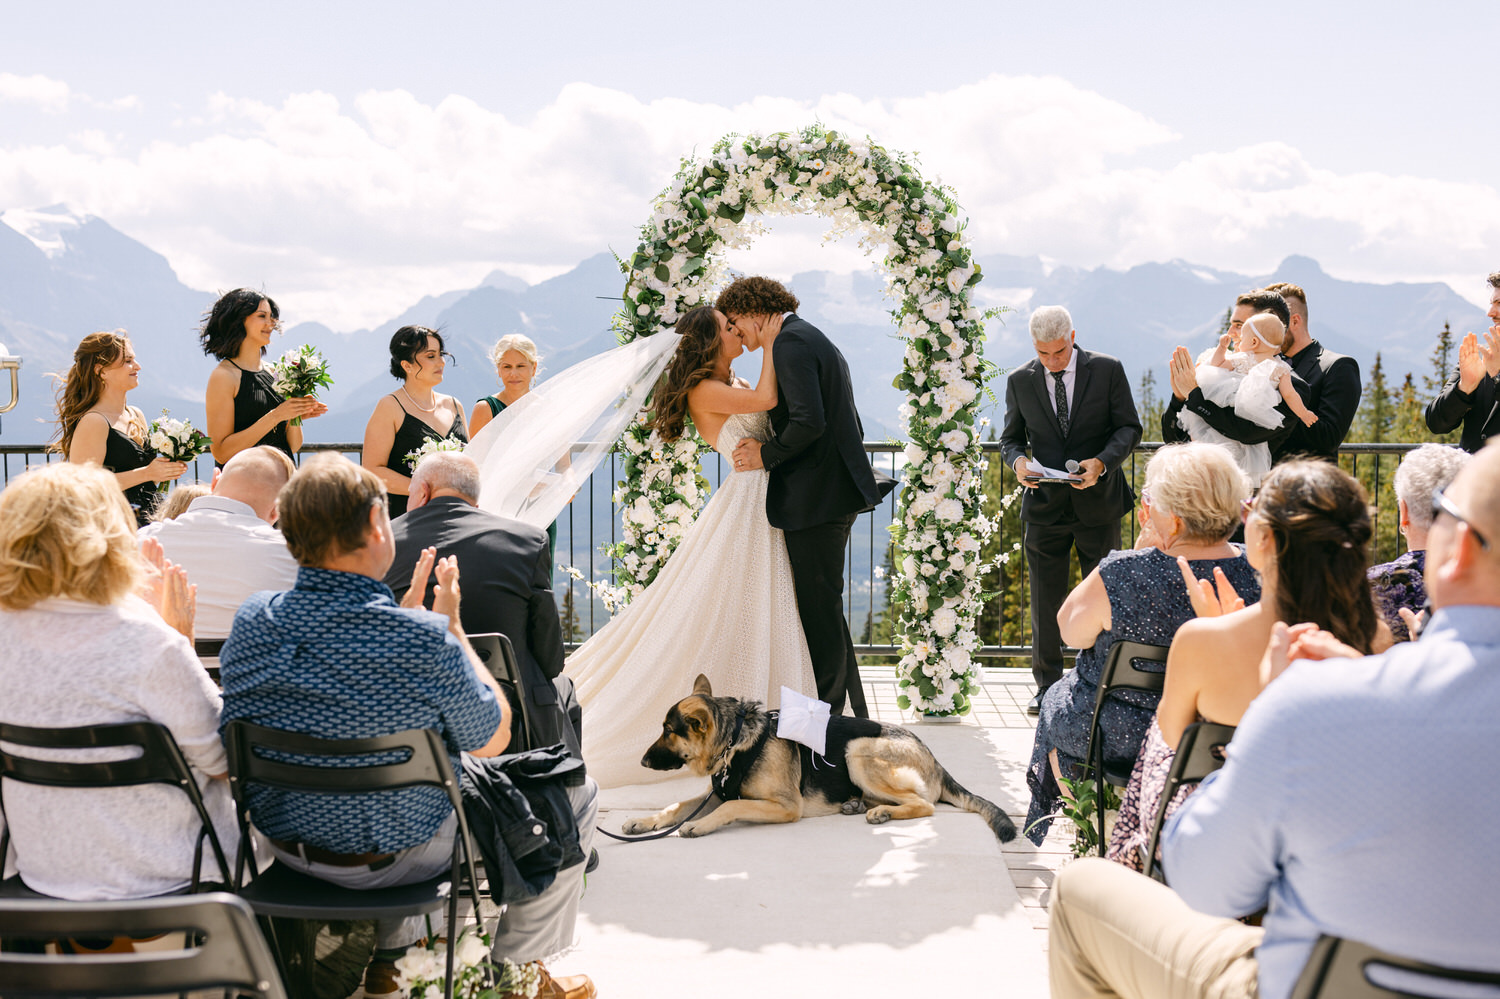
[712,711,884,803]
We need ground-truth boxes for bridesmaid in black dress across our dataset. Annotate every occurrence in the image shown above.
[201,288,326,466]
[54,331,186,527]
[362,326,468,518]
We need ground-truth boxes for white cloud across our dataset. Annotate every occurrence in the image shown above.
[0,74,1494,329]
[0,73,72,113]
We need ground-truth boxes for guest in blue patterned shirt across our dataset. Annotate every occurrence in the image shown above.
[220,455,596,999]
[1045,443,1500,999]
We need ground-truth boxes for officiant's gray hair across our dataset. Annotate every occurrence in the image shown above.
[411,451,482,504]
[1029,306,1073,344]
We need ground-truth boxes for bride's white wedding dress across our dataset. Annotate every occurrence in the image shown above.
[565,411,816,789]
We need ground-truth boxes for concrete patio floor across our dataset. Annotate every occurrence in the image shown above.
[546,667,1069,998]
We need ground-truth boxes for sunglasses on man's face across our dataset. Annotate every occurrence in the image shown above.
[1432,488,1490,551]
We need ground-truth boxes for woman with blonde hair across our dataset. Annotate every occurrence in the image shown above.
[470,333,541,436]
[54,330,186,526]
[1023,442,1262,844]
[0,462,241,899]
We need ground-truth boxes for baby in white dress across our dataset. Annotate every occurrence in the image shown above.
[1178,313,1316,482]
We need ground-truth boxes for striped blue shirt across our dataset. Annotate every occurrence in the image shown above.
[219,567,501,853]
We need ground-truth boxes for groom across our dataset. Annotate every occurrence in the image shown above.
[721,276,894,718]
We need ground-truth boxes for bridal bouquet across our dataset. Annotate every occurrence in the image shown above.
[268,344,333,424]
[394,928,540,999]
[147,411,212,493]
[405,435,467,467]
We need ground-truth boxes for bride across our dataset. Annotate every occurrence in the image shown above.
[565,305,817,788]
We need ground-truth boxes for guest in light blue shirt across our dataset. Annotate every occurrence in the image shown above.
[1047,442,1500,999]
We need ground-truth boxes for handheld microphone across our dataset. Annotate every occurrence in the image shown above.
[1065,460,1082,475]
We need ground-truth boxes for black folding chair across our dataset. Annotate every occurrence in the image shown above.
[469,632,535,752]
[194,637,225,686]
[1291,935,1500,998]
[1142,721,1235,881]
[1082,640,1170,851]
[0,891,286,998]
[0,721,232,898]
[224,722,485,999]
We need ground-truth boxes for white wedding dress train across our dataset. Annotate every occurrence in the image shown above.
[565,411,817,789]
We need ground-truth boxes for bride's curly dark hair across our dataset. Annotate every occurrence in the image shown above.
[652,307,724,442]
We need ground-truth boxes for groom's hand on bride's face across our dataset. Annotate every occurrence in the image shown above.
[733,438,764,471]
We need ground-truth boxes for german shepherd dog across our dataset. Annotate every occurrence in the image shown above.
[622,675,1017,842]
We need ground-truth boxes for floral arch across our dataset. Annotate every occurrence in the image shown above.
[607,125,991,716]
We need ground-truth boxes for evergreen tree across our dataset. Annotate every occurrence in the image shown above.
[1423,321,1460,445]
[559,584,586,643]
[1138,368,1164,444]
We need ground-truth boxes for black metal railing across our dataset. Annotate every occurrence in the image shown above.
[1,440,1427,666]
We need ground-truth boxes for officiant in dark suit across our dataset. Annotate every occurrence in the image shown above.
[1000,306,1142,712]
[383,450,581,757]
[723,276,895,718]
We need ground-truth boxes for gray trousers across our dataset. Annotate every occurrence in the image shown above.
[268,777,599,962]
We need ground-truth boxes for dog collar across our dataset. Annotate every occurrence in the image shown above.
[711,707,773,801]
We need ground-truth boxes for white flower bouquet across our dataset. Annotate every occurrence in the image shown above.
[146,410,212,493]
[405,435,467,468]
[394,927,540,999]
[267,344,333,425]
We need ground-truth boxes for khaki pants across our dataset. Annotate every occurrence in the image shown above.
[1049,858,1263,999]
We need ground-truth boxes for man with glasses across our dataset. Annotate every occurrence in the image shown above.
[1045,443,1500,999]
[1425,270,1500,452]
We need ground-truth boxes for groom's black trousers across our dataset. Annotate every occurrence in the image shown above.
[784,513,868,718]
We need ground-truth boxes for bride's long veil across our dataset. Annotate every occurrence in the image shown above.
[464,333,682,531]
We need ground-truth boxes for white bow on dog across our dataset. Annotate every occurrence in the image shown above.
[776,686,831,757]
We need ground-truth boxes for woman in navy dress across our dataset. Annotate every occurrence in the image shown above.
[54,331,186,527]
[363,326,469,518]
[1024,443,1261,844]
[201,288,326,466]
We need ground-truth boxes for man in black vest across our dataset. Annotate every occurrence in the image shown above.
[384,451,581,759]
[1263,281,1360,463]
[1426,270,1500,453]
[1000,306,1142,712]
[723,276,894,718]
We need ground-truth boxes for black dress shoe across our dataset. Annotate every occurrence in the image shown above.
[1027,692,1044,715]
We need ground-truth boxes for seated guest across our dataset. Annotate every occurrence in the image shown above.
[1107,459,1386,872]
[219,455,596,999]
[1024,443,1260,844]
[0,462,240,899]
[1048,443,1500,999]
[384,451,581,758]
[1368,443,1469,641]
[139,445,299,642]
[153,482,211,522]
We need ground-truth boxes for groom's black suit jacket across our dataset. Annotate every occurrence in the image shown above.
[999,348,1142,527]
[759,314,892,532]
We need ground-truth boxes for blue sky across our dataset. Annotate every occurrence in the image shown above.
[2,1,1495,327]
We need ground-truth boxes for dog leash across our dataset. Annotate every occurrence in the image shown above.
[597,707,750,843]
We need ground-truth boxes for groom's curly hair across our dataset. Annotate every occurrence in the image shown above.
[714,276,799,316]
[652,306,724,442]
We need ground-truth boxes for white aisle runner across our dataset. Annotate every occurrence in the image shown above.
[547,723,1051,998]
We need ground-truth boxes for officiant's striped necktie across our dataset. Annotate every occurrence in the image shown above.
[1052,371,1069,436]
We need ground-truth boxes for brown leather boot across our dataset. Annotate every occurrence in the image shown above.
[502,961,596,999]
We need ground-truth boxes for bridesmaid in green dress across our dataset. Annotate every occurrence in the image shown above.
[469,334,557,562]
